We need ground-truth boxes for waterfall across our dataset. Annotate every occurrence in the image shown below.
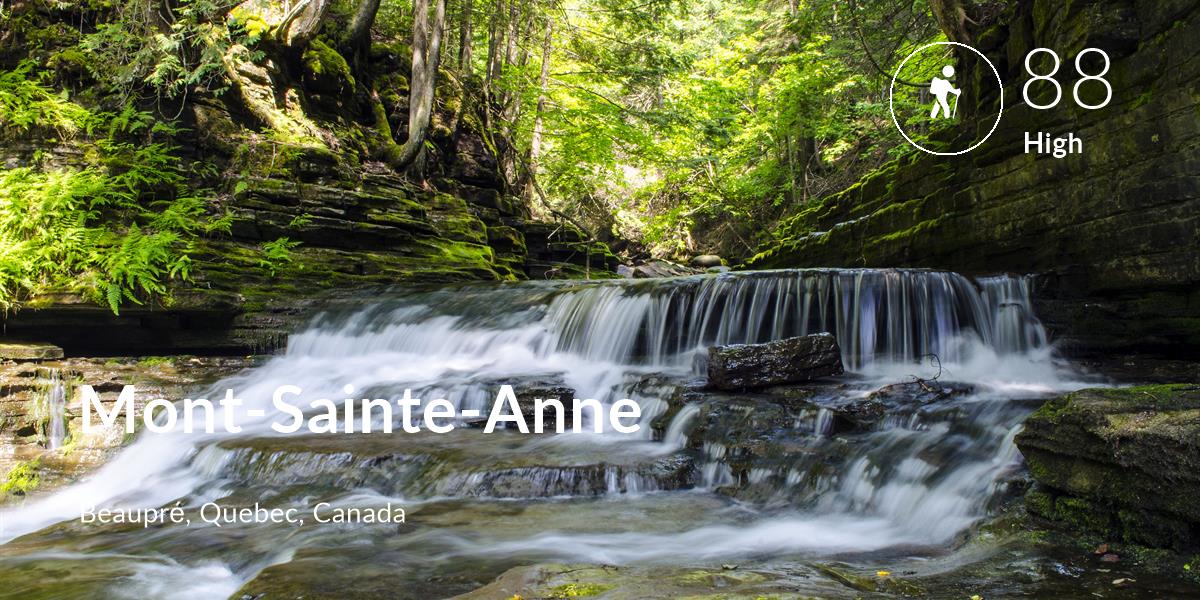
[37,369,68,450]
[295,268,1048,371]
[0,269,1087,599]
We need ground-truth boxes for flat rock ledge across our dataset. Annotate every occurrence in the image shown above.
[0,342,64,361]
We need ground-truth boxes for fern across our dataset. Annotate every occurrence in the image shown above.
[258,237,302,277]
[0,65,227,314]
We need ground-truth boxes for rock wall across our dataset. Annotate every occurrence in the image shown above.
[746,0,1200,358]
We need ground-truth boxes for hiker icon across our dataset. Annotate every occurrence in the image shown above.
[929,65,961,119]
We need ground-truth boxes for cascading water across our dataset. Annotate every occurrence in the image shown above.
[0,269,1089,599]
[35,369,68,450]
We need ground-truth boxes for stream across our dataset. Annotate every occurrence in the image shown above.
[0,269,1171,598]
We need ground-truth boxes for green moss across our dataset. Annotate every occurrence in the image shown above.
[303,38,355,87]
[2,459,41,496]
[48,47,89,72]
[436,240,495,266]
[1055,496,1114,534]
[548,582,613,598]
[137,356,174,368]
[1025,486,1059,518]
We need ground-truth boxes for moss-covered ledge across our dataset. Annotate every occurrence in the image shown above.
[1016,384,1200,551]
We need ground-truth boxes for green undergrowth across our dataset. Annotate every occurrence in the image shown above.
[0,61,231,313]
[1,458,41,496]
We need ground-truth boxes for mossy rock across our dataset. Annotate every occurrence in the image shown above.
[303,38,355,95]
[1017,384,1200,550]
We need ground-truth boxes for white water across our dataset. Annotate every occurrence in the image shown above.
[43,370,67,450]
[0,269,1091,597]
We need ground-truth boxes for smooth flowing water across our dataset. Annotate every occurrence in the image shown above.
[42,370,68,451]
[0,269,1098,599]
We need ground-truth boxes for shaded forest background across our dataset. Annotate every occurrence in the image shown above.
[0,0,988,313]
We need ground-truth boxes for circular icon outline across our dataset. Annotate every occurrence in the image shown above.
[889,41,1004,156]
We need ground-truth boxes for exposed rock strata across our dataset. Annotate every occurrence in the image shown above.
[746,2,1200,359]
[1016,384,1200,551]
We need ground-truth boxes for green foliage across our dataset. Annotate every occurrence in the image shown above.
[1,459,41,496]
[0,64,227,313]
[288,213,315,229]
[0,63,92,134]
[486,0,946,258]
[259,237,302,277]
[79,0,239,100]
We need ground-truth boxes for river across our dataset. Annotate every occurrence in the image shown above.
[2,269,1179,598]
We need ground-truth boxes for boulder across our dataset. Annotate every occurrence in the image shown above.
[704,333,844,390]
[689,254,723,268]
[464,381,577,429]
[1016,384,1200,550]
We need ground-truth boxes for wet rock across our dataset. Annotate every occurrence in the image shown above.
[1016,384,1200,550]
[0,356,255,502]
[452,562,834,600]
[463,380,577,429]
[832,380,976,430]
[0,342,63,361]
[705,333,844,390]
[218,431,695,499]
[630,259,698,279]
[523,222,621,279]
[689,254,724,268]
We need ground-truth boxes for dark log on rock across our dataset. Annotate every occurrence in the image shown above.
[630,259,699,279]
[705,333,844,390]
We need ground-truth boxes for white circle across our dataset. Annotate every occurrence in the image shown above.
[889,41,1004,156]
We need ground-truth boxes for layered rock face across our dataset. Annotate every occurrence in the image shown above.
[746,1,1200,359]
[0,356,254,501]
[1016,384,1200,551]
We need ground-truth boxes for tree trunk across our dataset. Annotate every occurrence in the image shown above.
[523,19,553,198]
[458,0,474,72]
[928,0,978,43]
[394,0,448,172]
[484,0,505,93]
[347,0,384,49]
[345,0,381,68]
[280,0,331,49]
